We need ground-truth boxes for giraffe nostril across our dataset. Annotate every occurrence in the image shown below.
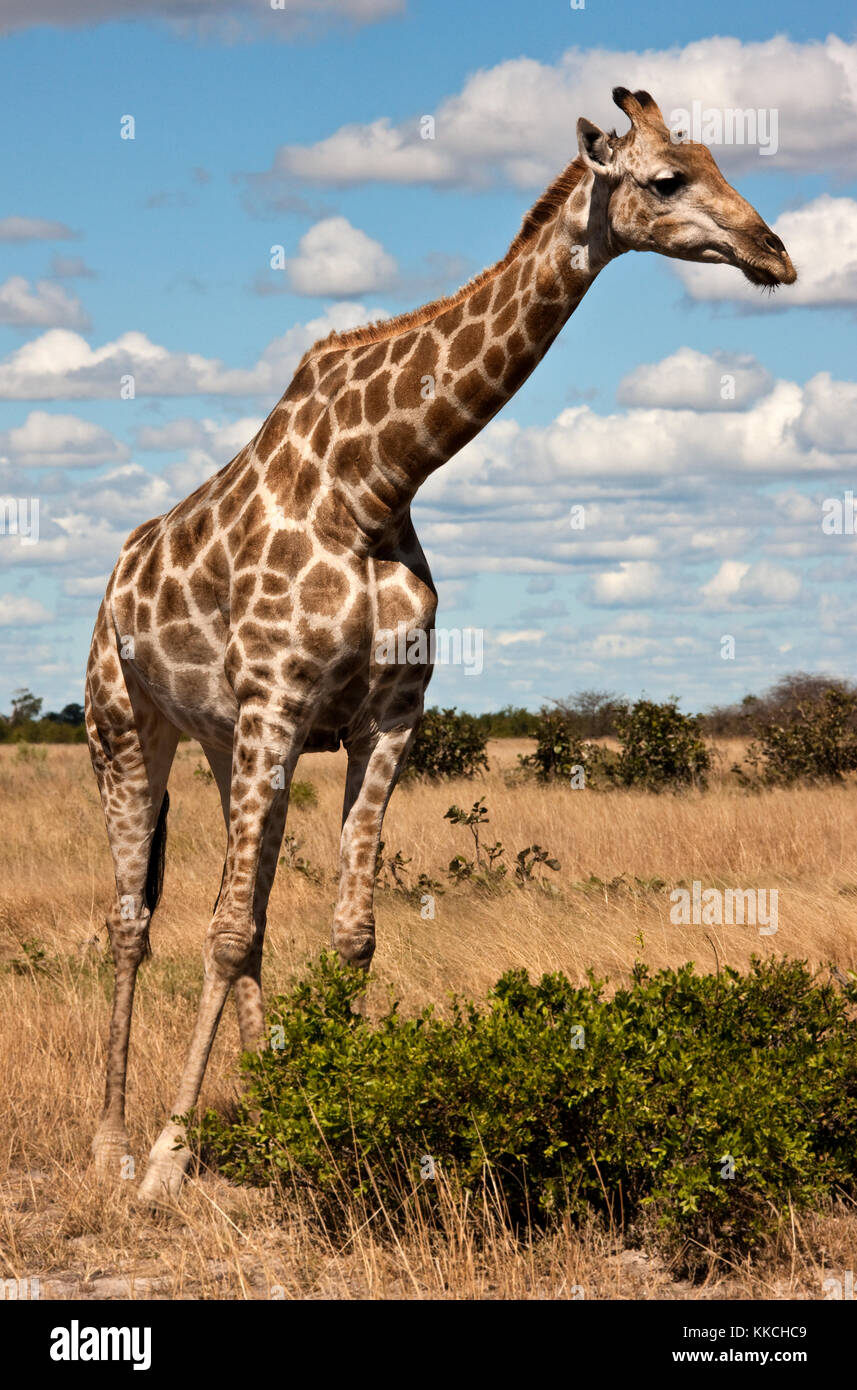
[763,232,785,255]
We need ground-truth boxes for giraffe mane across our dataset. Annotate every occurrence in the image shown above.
[295,156,587,369]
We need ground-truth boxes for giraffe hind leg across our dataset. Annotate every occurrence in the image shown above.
[86,622,179,1179]
[137,706,303,1205]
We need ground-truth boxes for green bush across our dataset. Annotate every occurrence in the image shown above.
[521,697,708,792]
[609,698,710,791]
[403,707,488,780]
[519,706,598,783]
[198,953,857,1270]
[289,779,318,809]
[739,686,857,786]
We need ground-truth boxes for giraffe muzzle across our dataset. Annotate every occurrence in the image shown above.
[735,227,797,288]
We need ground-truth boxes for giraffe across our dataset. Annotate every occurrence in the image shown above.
[85,87,796,1203]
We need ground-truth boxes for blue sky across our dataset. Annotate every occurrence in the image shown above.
[1,0,856,716]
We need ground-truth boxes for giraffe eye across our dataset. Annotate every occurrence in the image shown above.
[651,174,685,197]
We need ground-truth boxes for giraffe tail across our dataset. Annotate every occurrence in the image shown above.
[145,790,170,917]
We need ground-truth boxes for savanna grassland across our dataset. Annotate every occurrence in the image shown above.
[1,738,856,1300]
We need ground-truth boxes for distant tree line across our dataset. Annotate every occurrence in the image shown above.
[697,671,857,738]
[0,688,87,743]
[474,675,857,743]
[6,674,857,787]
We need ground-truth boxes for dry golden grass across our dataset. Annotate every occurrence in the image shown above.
[1,738,856,1300]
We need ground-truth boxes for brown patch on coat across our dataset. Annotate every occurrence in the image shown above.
[136,541,164,600]
[310,411,331,457]
[364,371,390,425]
[492,299,518,337]
[351,344,388,381]
[217,467,257,527]
[300,561,349,616]
[156,577,190,624]
[447,322,485,370]
[483,344,505,379]
[298,618,338,662]
[161,623,217,665]
[267,528,312,574]
[292,461,321,518]
[526,299,562,344]
[454,368,494,415]
[314,490,356,554]
[335,389,363,429]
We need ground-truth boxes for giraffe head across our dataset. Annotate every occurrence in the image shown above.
[576,87,796,288]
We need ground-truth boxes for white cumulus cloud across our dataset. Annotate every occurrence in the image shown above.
[701,559,801,606]
[0,277,89,329]
[591,561,663,605]
[251,37,857,191]
[0,304,388,400]
[0,593,53,626]
[793,373,857,452]
[494,629,545,646]
[287,217,397,296]
[618,348,774,411]
[136,414,263,458]
[0,411,128,469]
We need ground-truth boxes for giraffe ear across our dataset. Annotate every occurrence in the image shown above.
[577,118,615,174]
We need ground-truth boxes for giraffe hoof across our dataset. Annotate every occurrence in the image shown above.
[332,926,375,969]
[136,1126,191,1207]
[91,1127,133,1181]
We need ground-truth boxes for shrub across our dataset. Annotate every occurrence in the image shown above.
[403,707,488,780]
[7,937,56,977]
[375,841,444,905]
[279,834,323,883]
[519,705,599,783]
[443,799,560,892]
[739,686,857,786]
[198,953,857,1271]
[609,698,710,791]
[289,779,318,809]
[522,697,708,792]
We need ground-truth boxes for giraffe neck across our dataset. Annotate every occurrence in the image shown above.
[328,165,614,541]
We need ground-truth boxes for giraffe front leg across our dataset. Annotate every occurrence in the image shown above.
[137,706,300,1206]
[199,739,284,1056]
[233,789,289,1053]
[332,723,418,969]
